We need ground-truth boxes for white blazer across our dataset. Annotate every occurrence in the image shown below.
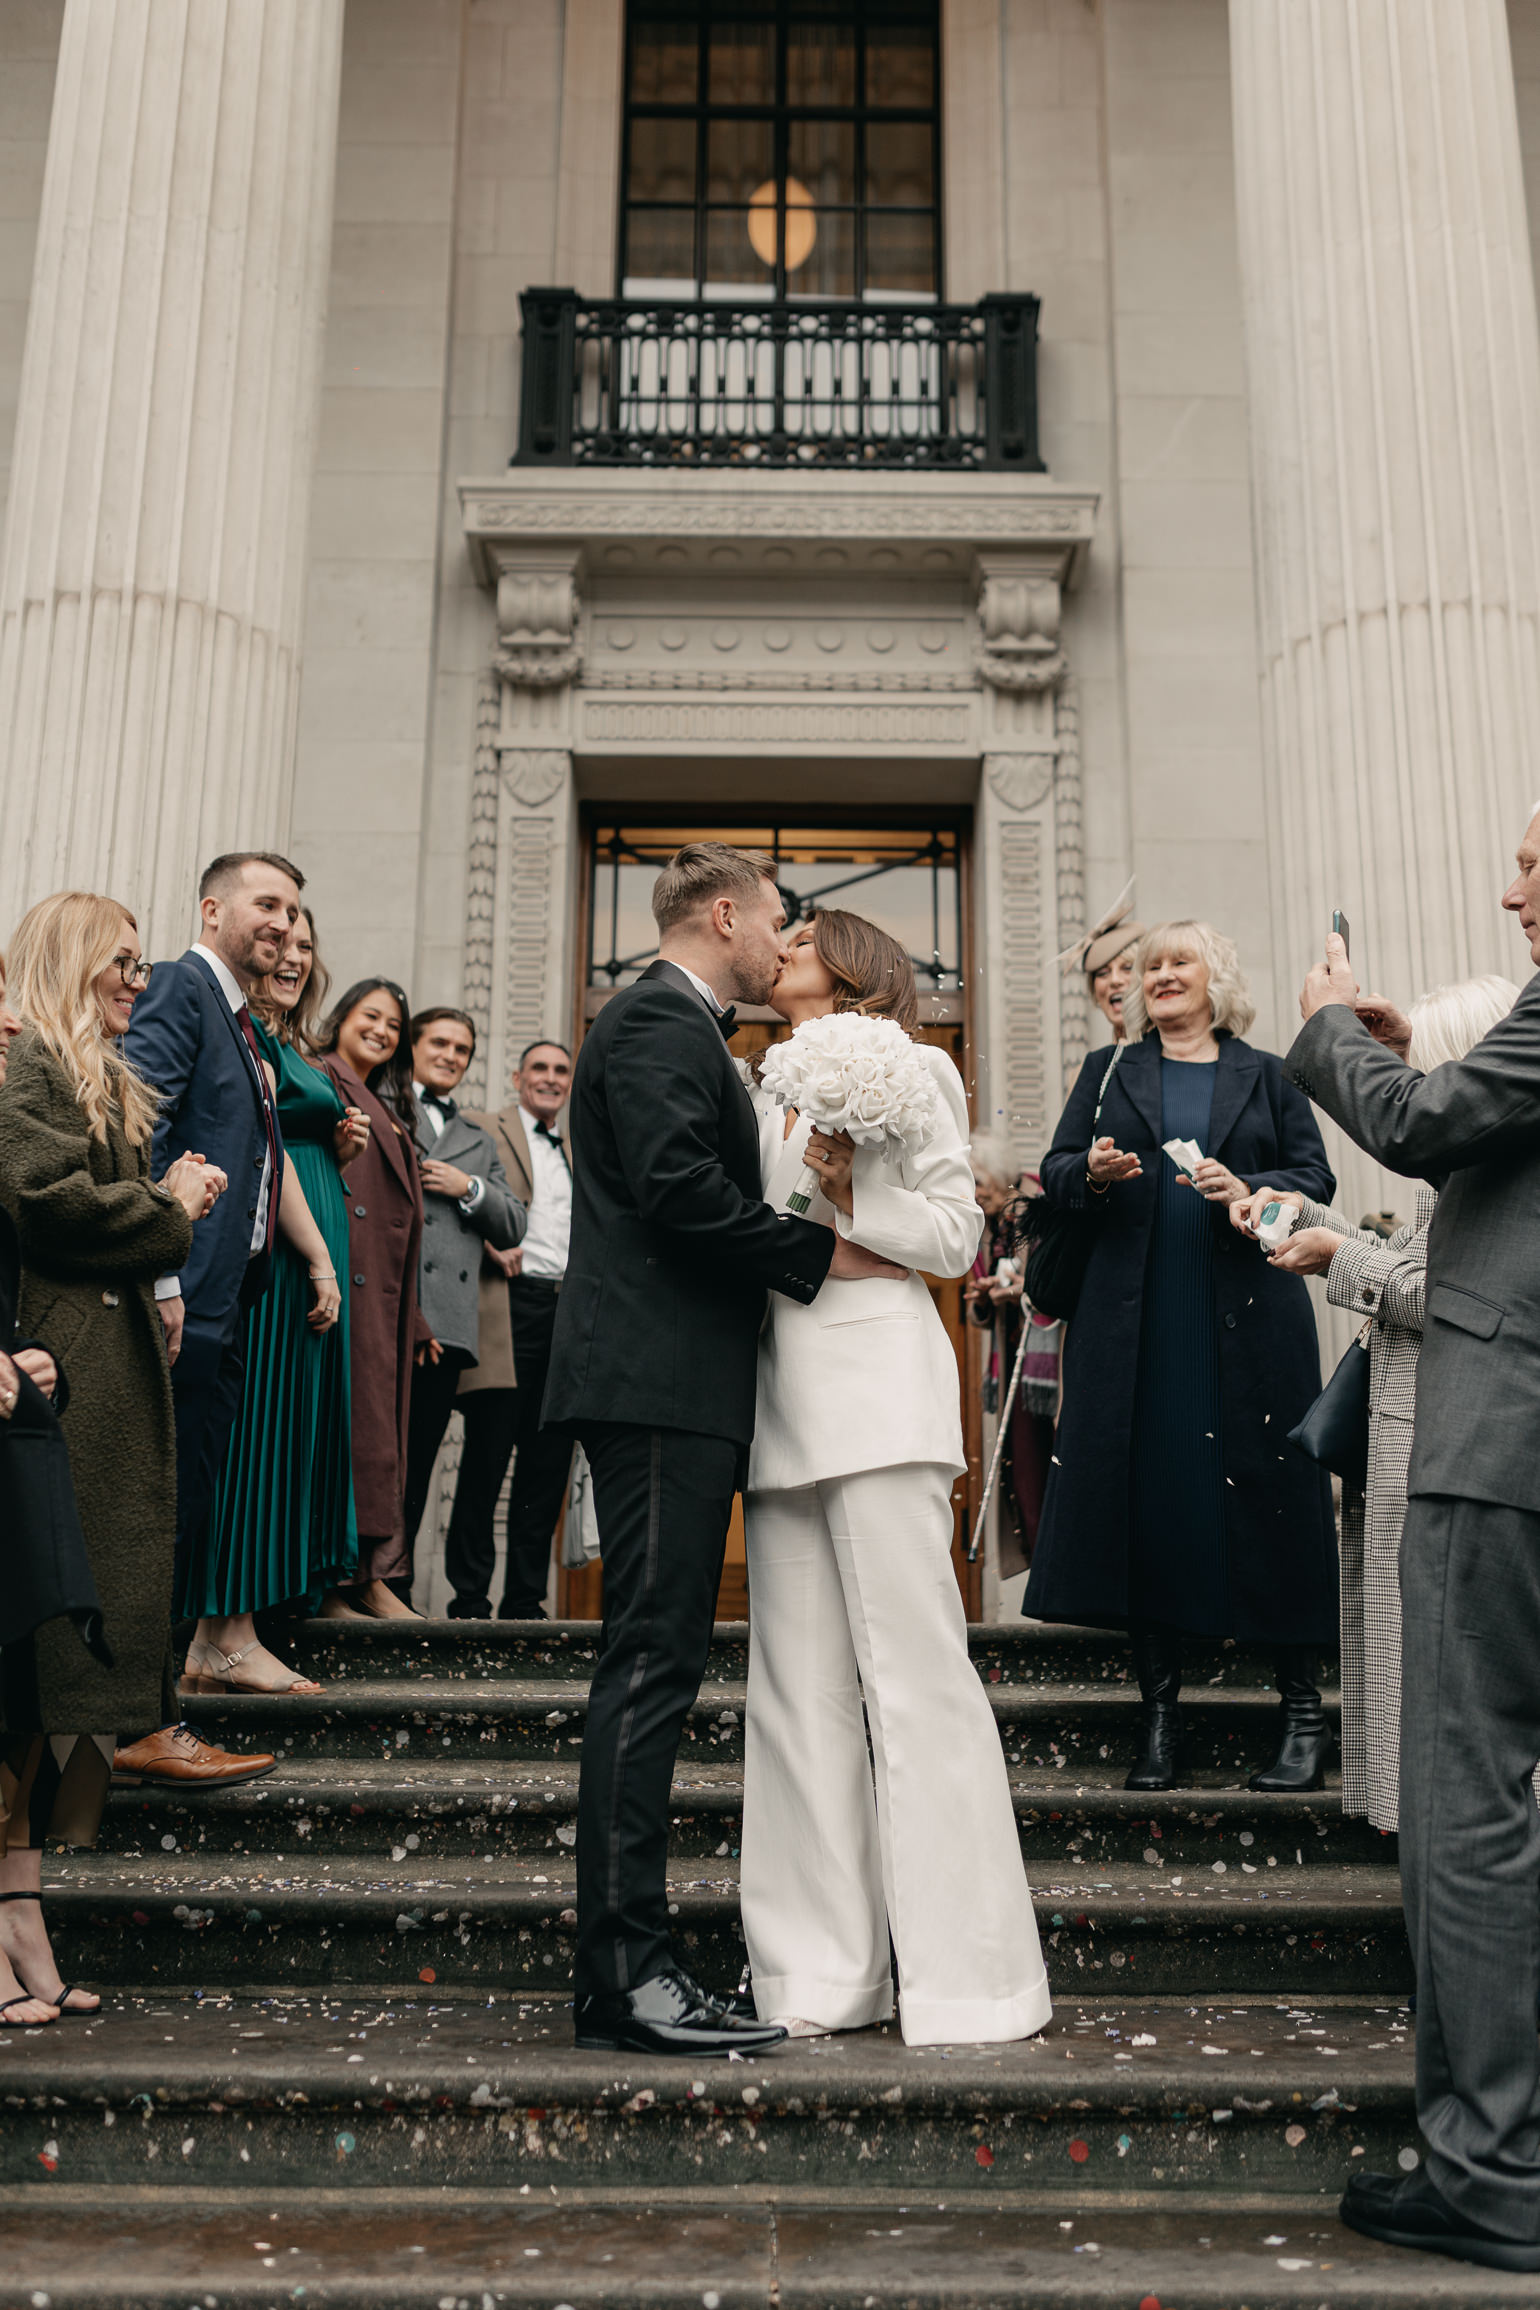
[746,1041,983,1494]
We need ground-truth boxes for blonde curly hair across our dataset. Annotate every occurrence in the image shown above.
[5,890,161,1145]
[1120,920,1256,1042]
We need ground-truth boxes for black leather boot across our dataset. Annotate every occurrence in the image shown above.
[1249,1648,1331,1790]
[1125,1623,1183,1790]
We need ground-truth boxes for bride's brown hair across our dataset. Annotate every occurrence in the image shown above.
[809,908,920,1036]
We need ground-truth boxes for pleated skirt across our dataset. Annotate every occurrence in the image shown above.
[182,1142,359,1616]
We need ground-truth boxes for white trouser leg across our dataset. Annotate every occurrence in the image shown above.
[821,1463,1052,2046]
[741,1484,894,2030]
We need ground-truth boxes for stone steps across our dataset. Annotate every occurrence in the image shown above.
[177,1675,1340,1774]
[9,1612,1411,2304]
[286,1615,1338,1691]
[42,1852,1411,1999]
[100,1754,1387,1866]
[10,2197,1532,2310]
[0,1990,1418,2199]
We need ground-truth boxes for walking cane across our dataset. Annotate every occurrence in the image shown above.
[967,1309,1035,1564]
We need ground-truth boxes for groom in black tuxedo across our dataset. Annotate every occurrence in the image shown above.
[545,842,894,2055]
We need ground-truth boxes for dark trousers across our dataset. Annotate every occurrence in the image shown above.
[170,1301,247,1605]
[444,1279,573,1613]
[401,1347,473,1571]
[574,1420,740,2001]
[1400,1492,1540,2241]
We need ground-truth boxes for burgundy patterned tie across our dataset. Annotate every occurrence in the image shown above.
[235,1003,281,1254]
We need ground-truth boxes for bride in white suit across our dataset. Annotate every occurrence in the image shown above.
[741,909,1052,2046]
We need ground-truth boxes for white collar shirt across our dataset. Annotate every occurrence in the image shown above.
[517,1103,571,1282]
[672,962,726,1015]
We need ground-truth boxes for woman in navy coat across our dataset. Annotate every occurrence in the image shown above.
[1023,921,1338,1794]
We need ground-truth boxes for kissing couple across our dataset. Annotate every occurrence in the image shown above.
[543,842,1052,2056]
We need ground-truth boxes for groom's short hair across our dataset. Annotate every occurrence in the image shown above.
[652,842,778,935]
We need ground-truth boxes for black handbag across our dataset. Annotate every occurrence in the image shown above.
[1287,1330,1371,1490]
[1022,1044,1125,1322]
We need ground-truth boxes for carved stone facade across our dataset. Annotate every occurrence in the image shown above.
[462,471,1097,1172]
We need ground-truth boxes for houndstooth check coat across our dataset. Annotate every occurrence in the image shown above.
[1302,1186,1436,1834]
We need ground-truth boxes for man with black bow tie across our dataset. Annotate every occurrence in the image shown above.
[444,1039,577,1620]
[399,1009,524,1588]
[543,843,903,2058]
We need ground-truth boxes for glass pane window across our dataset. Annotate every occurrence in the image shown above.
[588,821,964,994]
[628,13,700,102]
[622,0,941,301]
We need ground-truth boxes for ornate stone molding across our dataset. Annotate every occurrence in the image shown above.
[460,675,501,1108]
[493,558,583,689]
[985,752,1055,812]
[461,472,1097,585]
[580,698,972,746]
[1053,682,1091,1086]
[585,666,975,694]
[998,817,1049,1155]
[502,748,569,807]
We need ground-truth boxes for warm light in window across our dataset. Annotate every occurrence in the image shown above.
[747,176,817,271]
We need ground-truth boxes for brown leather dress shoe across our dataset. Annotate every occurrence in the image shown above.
[112,1727,277,1786]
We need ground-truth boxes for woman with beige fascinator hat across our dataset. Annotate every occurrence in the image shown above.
[1061,882,1145,1042]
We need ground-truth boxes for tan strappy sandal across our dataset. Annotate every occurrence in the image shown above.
[180,1639,323,1696]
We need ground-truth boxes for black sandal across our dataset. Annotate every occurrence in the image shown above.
[0,1888,95,2016]
[0,1993,57,2027]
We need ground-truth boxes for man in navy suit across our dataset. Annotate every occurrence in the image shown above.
[115,851,302,1788]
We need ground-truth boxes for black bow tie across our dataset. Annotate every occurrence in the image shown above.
[717,1006,738,1041]
[422,1090,456,1120]
[535,1120,564,1150]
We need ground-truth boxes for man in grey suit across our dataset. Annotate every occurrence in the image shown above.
[400,1007,525,1584]
[1286,810,1540,2274]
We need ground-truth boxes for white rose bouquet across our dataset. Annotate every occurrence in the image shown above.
[758,1011,938,1215]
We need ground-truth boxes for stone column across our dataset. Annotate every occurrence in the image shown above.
[1229,0,1540,1031]
[0,0,344,951]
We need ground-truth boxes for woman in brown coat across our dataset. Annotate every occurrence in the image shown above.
[317,979,426,1618]
[0,892,218,2021]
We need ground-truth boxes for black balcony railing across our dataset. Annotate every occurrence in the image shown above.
[513,288,1042,473]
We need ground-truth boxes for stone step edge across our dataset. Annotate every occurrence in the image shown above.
[182,1678,1343,1719]
[41,1862,1402,1913]
[0,2181,1353,2214]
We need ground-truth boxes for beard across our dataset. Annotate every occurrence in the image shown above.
[728,945,781,1008]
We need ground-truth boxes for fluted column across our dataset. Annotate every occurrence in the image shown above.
[0,0,344,950]
[1229,0,1540,1024]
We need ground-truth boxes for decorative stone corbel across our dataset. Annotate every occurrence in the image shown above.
[492,550,584,689]
[974,554,1067,692]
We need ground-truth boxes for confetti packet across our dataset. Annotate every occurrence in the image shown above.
[1162,1137,1204,1176]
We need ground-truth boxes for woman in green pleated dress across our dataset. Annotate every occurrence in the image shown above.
[178,912,371,1694]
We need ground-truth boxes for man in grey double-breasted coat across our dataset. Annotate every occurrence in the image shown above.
[1286,812,1540,2276]
[399,1007,524,1576]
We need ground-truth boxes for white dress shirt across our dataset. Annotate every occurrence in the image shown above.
[154,941,273,1301]
[672,962,728,1015]
[518,1103,572,1281]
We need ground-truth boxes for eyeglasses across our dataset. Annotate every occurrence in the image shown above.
[114,955,153,989]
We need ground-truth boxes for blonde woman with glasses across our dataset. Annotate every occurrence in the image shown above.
[0,893,223,2020]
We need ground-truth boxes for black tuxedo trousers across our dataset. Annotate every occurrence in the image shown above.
[574,1420,741,1998]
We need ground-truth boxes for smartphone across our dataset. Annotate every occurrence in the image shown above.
[1331,909,1351,958]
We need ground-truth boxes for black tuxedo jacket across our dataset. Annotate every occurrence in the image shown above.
[542,960,834,1445]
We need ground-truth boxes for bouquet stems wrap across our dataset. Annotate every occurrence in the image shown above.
[784,1162,822,1217]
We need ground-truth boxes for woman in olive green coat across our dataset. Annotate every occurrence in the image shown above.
[0,891,216,2020]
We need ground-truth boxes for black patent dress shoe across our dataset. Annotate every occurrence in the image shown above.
[575,1967,787,2057]
[446,1596,491,1620]
[1340,2166,1540,2270]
